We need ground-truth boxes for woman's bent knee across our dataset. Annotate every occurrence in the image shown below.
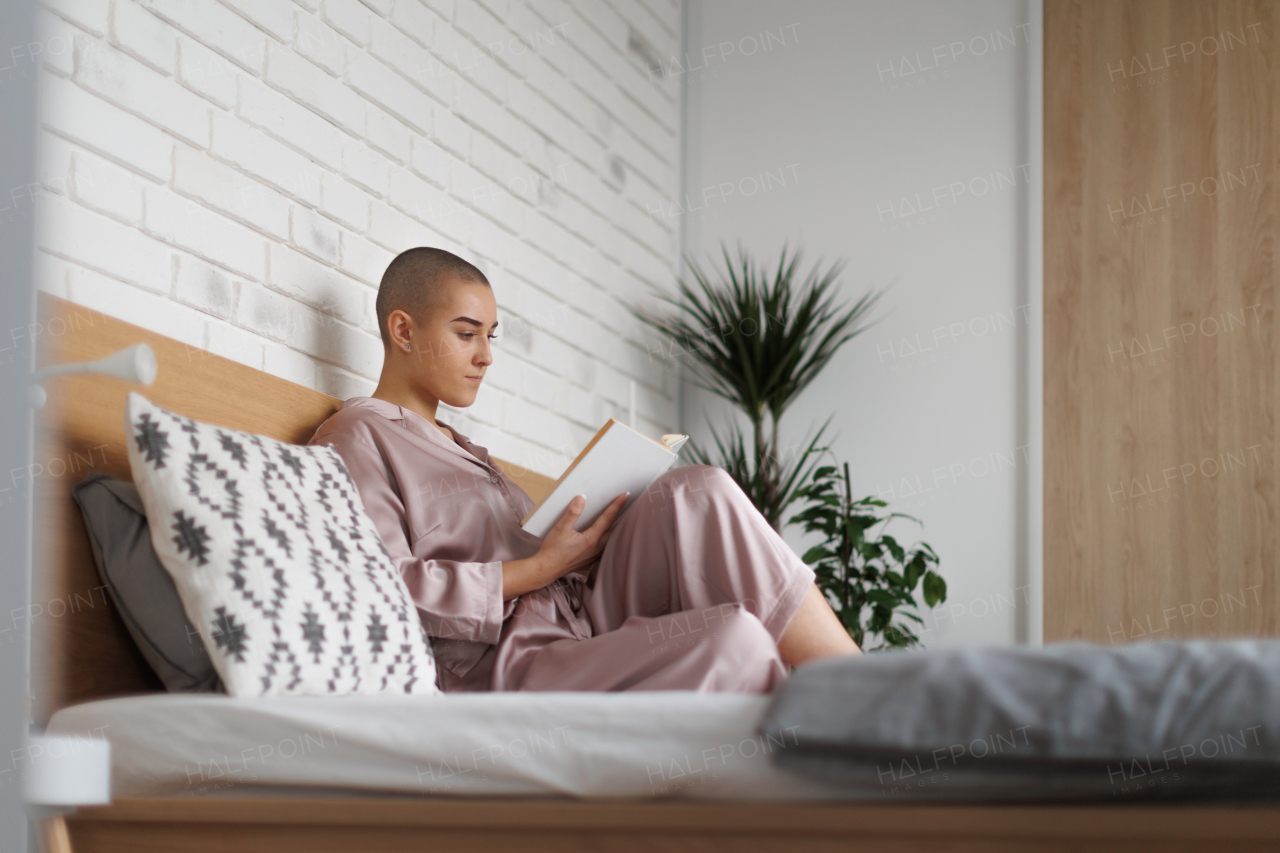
[711,608,786,691]
[649,464,737,500]
[715,606,775,650]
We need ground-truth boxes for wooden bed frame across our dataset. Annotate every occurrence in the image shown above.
[31,293,1280,852]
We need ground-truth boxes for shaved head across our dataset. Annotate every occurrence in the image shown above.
[376,247,491,349]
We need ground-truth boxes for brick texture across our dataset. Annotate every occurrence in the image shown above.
[35,0,680,474]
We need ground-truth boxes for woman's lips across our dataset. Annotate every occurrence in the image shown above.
[465,375,483,384]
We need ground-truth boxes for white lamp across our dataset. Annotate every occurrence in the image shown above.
[29,343,158,407]
[23,734,112,853]
[22,734,111,806]
[24,342,151,849]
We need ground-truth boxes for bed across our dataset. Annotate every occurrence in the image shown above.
[47,692,837,800]
[31,293,1280,852]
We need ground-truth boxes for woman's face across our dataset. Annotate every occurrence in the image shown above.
[403,278,498,409]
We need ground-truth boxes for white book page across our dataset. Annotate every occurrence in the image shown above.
[521,423,678,538]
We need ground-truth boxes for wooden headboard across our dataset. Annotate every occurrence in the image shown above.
[32,293,554,724]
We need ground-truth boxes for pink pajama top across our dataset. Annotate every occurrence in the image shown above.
[308,397,586,688]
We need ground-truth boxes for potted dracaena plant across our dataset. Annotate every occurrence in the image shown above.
[632,244,948,649]
[630,244,882,531]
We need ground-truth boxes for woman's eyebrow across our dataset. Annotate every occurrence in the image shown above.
[451,317,501,330]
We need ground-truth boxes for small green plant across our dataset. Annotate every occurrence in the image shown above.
[789,460,945,651]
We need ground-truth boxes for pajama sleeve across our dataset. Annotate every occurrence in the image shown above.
[318,430,506,646]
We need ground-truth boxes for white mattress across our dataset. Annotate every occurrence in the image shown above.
[48,692,851,800]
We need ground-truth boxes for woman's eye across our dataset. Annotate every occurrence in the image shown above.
[459,333,474,340]
[488,335,498,341]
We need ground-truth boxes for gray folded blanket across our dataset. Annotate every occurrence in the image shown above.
[760,641,1280,801]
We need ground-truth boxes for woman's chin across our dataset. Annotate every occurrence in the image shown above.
[441,387,480,409]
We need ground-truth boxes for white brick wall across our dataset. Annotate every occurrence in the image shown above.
[35,0,681,475]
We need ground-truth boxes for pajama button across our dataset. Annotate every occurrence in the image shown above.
[490,474,499,483]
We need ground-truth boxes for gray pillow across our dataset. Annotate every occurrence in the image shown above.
[72,472,221,693]
[761,642,1280,801]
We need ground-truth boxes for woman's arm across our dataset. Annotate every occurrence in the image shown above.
[318,430,507,644]
[318,426,627,624]
[501,493,629,599]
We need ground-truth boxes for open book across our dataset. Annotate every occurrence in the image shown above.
[521,419,689,538]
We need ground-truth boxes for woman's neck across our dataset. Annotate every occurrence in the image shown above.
[370,379,453,442]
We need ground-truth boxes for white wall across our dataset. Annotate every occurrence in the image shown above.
[680,0,1042,646]
[32,0,681,476]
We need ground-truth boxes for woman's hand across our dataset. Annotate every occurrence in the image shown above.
[542,493,630,576]
[501,493,629,600]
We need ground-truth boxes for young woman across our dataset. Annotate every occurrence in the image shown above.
[310,248,859,693]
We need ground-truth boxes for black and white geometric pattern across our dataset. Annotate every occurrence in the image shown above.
[124,393,438,697]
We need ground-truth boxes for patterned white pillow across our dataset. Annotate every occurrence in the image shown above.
[124,393,438,697]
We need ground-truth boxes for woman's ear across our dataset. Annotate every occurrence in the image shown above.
[386,309,416,353]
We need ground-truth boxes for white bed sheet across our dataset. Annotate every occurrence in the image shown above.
[47,692,850,800]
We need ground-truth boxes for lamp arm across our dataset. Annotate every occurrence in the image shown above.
[29,343,158,408]
[31,360,96,382]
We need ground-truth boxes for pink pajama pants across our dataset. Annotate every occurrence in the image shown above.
[489,465,815,693]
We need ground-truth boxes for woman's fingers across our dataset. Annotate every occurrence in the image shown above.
[587,492,630,538]
[545,493,627,577]
[549,494,587,539]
